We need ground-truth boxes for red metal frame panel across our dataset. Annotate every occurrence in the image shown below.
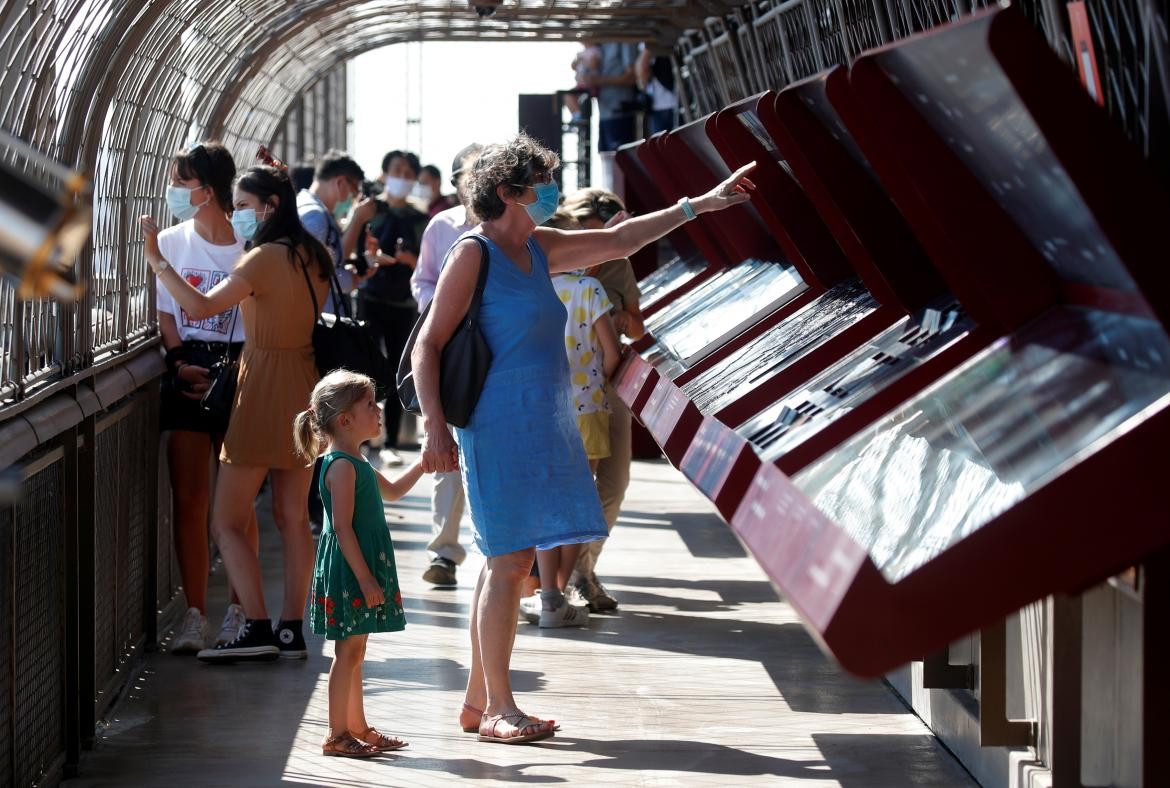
[709,93,853,289]
[766,70,945,313]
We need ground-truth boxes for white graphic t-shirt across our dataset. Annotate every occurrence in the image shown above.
[555,274,613,415]
[155,220,246,343]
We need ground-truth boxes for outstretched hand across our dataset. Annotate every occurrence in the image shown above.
[696,161,757,214]
[139,215,164,267]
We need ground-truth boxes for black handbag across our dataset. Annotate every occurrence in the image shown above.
[299,254,389,391]
[397,235,492,428]
[200,307,240,421]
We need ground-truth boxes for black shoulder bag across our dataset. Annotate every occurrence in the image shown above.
[200,306,240,421]
[397,235,492,428]
[299,253,389,390]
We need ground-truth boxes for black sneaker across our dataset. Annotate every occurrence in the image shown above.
[274,620,308,659]
[196,618,280,663]
[422,557,457,587]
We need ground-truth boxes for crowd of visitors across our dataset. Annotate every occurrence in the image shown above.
[140,117,753,751]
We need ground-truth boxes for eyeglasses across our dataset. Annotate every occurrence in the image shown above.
[508,170,555,190]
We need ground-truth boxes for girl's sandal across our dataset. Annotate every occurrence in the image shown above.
[322,732,381,758]
[460,702,559,733]
[477,713,556,745]
[355,726,408,752]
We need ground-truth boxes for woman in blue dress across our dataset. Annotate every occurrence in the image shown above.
[412,133,755,744]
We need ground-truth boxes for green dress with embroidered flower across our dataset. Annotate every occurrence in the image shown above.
[310,451,406,640]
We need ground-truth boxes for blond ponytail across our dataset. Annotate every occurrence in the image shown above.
[293,408,324,464]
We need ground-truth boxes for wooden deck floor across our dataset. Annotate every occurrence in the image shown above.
[67,455,976,787]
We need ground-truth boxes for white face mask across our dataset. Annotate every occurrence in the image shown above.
[383,176,414,199]
[411,183,429,200]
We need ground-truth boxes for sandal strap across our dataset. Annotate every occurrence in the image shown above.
[327,732,377,754]
[484,712,549,738]
[358,726,405,746]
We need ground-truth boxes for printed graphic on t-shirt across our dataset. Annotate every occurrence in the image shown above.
[179,268,232,334]
[557,275,613,415]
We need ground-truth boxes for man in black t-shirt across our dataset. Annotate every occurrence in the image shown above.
[358,149,429,464]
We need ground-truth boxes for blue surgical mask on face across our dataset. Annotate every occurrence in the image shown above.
[231,206,270,241]
[523,180,560,226]
[166,185,209,221]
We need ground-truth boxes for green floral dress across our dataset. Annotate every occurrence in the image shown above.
[310,451,406,640]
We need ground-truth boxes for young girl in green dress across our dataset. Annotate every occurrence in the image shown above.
[293,370,427,758]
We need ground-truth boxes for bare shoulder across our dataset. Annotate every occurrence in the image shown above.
[442,234,488,280]
[324,455,357,487]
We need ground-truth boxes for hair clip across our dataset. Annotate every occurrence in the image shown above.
[256,145,288,171]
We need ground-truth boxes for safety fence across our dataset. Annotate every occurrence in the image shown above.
[0,3,349,784]
[0,379,176,786]
[673,0,1169,173]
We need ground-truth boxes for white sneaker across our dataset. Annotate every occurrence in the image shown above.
[216,603,246,646]
[172,607,208,654]
[379,448,404,467]
[539,599,590,629]
[518,593,542,625]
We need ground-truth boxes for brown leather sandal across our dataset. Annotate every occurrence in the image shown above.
[322,731,380,758]
[477,713,556,745]
[354,726,408,752]
[460,702,559,733]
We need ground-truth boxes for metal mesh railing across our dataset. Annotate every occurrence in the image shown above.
[11,456,66,787]
[686,0,1167,169]
[0,1,351,413]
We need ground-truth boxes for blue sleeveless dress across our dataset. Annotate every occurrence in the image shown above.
[451,233,608,556]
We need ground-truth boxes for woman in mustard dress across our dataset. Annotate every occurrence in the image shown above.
[142,164,330,662]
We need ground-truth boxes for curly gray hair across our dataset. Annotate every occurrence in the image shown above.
[467,133,561,222]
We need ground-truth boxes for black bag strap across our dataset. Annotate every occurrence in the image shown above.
[297,240,356,323]
[216,305,239,364]
[461,234,491,328]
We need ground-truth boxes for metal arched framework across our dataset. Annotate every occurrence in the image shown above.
[0,0,741,413]
[0,1,1165,783]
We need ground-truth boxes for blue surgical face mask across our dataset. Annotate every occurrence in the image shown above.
[523,180,560,226]
[231,206,271,241]
[166,185,209,221]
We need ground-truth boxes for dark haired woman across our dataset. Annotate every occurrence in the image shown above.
[142,164,331,662]
[413,133,754,742]
[155,142,260,655]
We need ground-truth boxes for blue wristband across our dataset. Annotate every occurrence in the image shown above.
[677,196,696,221]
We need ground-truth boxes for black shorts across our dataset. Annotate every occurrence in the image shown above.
[160,340,244,434]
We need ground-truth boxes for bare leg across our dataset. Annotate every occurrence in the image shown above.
[168,430,214,613]
[209,464,270,618]
[346,635,370,734]
[209,439,260,608]
[556,544,583,590]
[535,548,561,594]
[328,637,360,737]
[231,507,260,606]
[479,548,540,717]
[269,466,315,621]
[461,564,488,729]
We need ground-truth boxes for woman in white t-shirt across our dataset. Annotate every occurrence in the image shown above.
[157,142,258,656]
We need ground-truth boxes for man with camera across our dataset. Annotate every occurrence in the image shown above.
[296,151,369,314]
[356,150,429,466]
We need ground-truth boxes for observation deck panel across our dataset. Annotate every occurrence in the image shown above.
[715,6,1170,677]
